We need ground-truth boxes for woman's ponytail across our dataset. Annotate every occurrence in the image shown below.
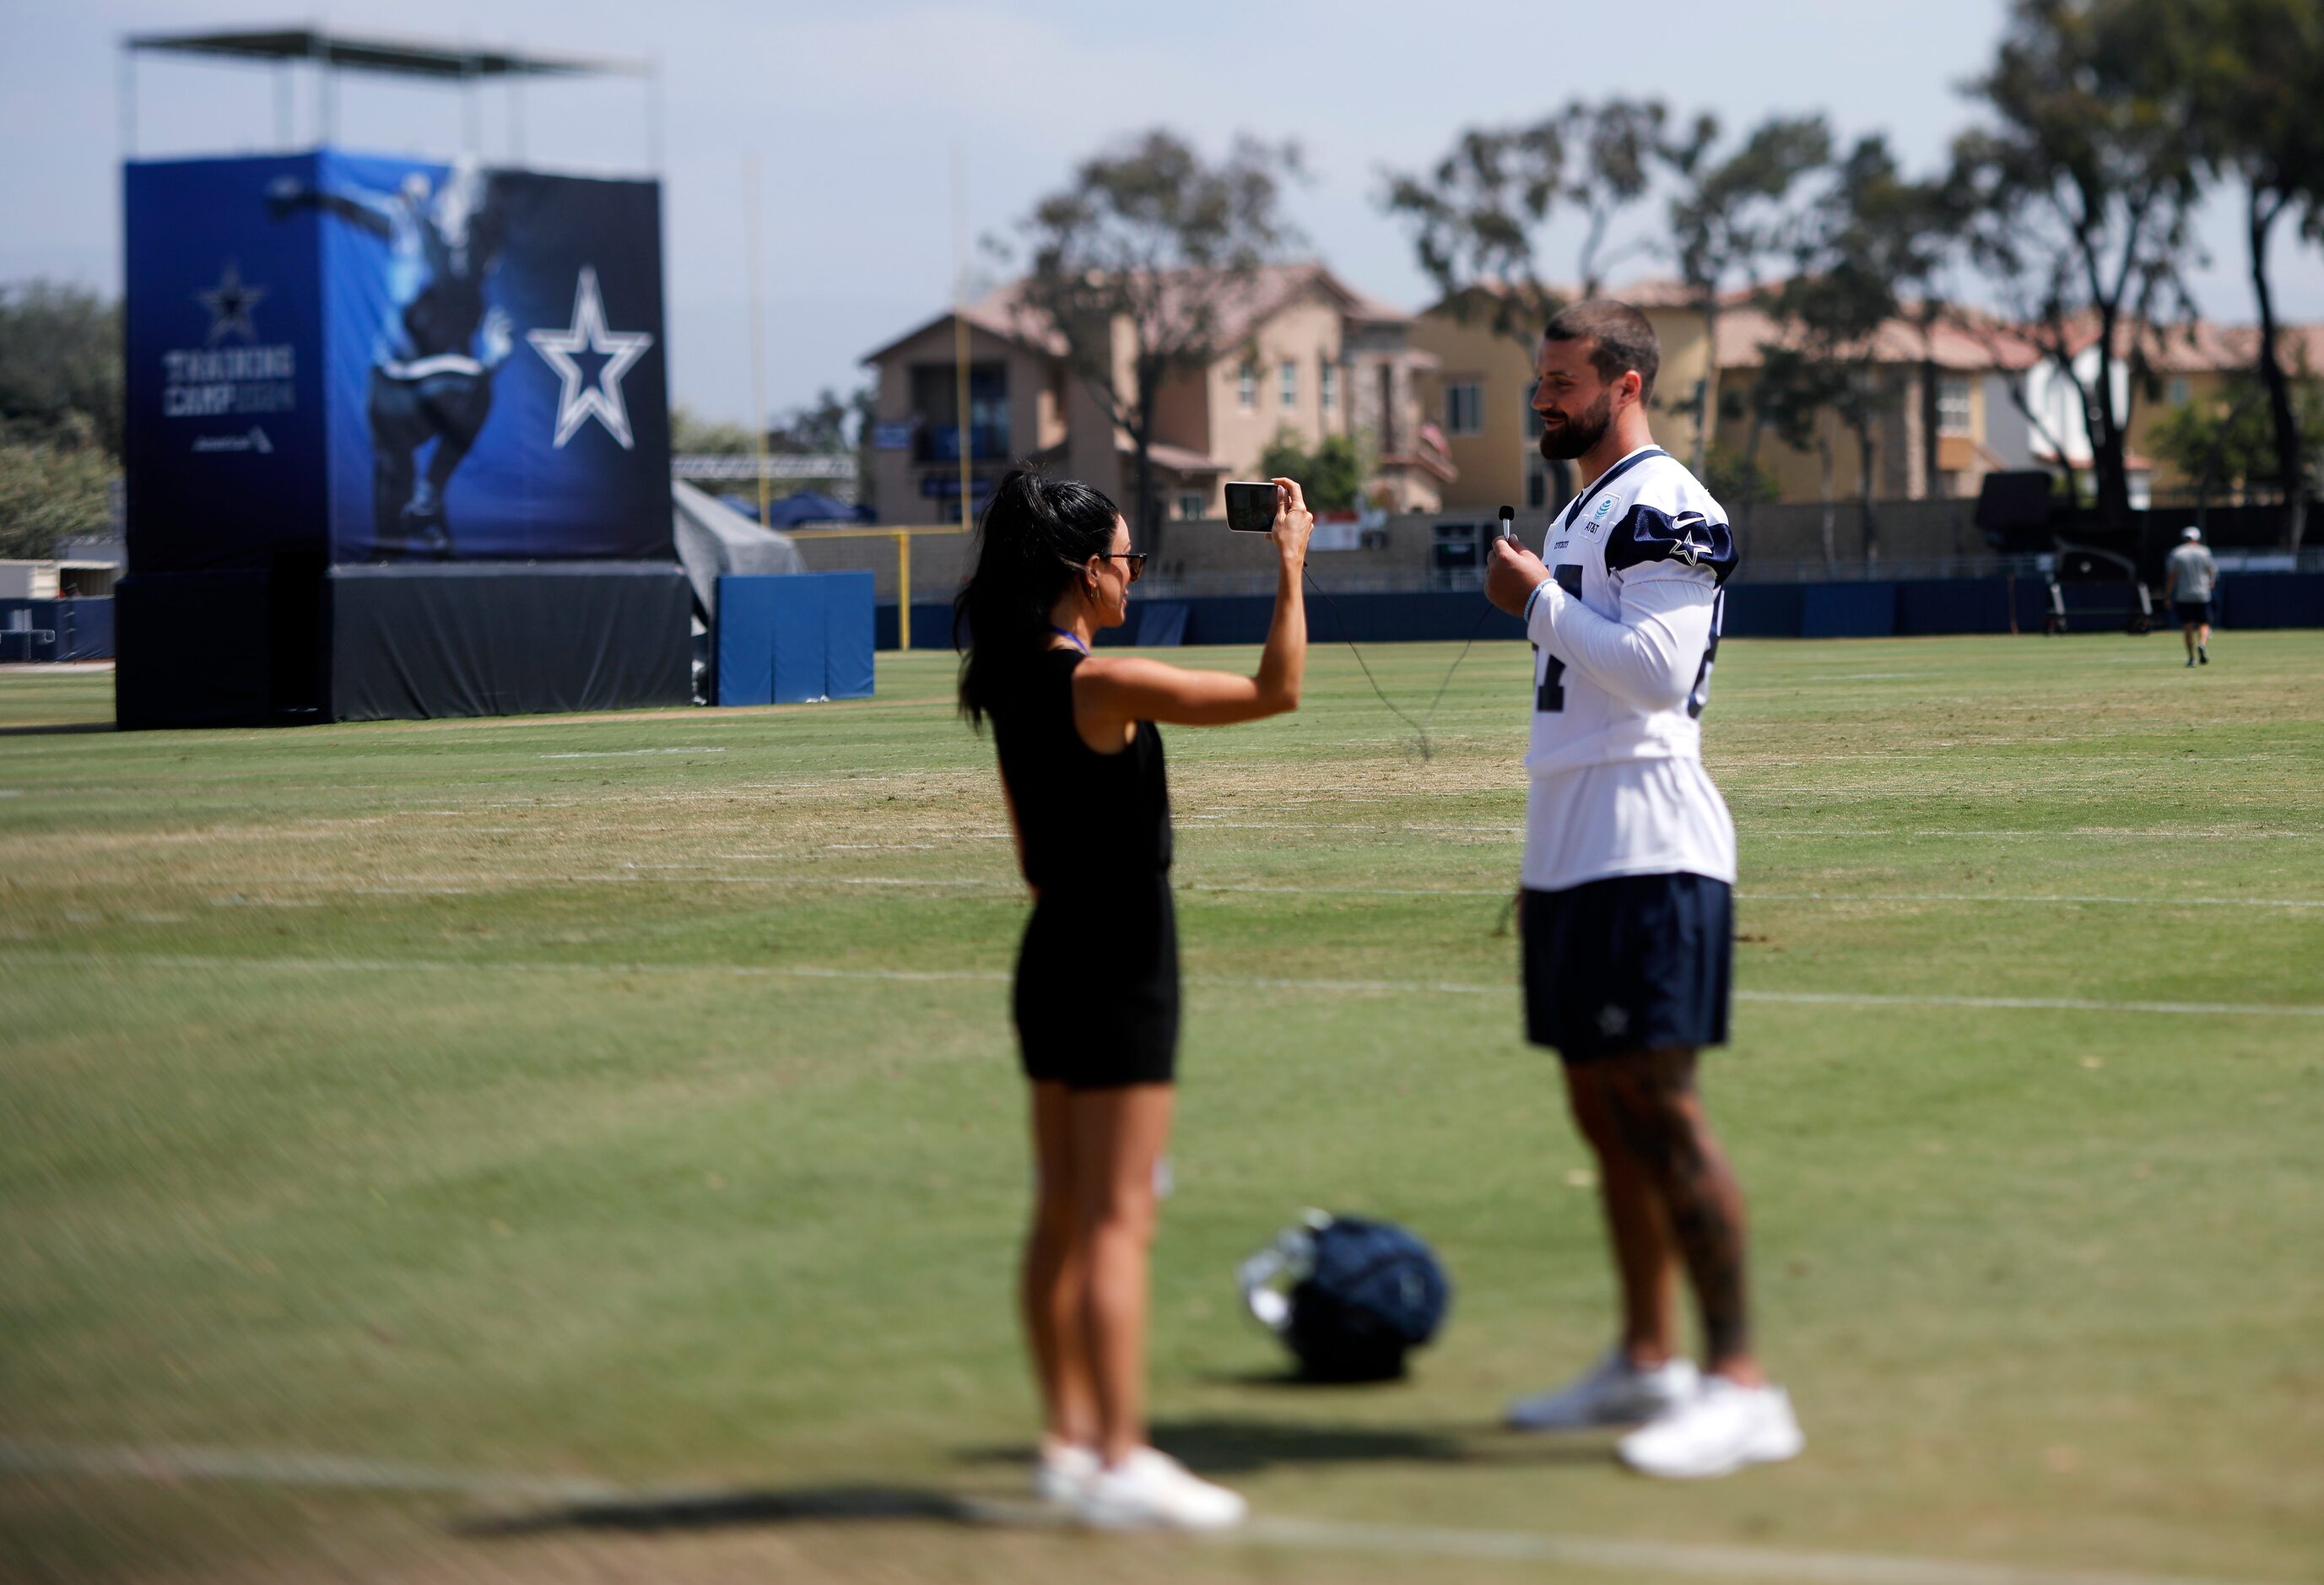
[954,468,1123,728]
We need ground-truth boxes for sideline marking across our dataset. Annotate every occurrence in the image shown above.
[147,869,2324,911]
[0,1437,2256,1585]
[8,951,2321,1019]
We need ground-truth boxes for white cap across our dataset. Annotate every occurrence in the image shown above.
[2181,526,2202,539]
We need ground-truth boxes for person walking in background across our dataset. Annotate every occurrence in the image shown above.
[2165,527,2219,667]
[1483,300,1801,1480]
[954,467,1313,1530]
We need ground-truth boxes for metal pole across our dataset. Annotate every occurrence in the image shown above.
[276,62,292,148]
[952,143,971,534]
[510,62,527,165]
[743,153,771,527]
[315,37,334,145]
[463,51,481,155]
[895,530,912,650]
[646,60,663,172]
[119,46,136,160]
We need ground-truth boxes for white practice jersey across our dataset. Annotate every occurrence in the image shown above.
[1521,446,1739,893]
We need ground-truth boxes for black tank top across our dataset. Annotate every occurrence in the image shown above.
[992,648,1171,895]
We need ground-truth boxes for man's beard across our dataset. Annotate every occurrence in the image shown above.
[1537,392,1613,462]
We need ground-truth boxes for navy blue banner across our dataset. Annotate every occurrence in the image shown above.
[124,154,331,574]
[123,150,673,571]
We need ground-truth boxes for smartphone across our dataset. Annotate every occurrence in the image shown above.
[1223,480,1281,533]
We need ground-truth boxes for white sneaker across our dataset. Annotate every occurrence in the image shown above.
[1617,1376,1803,1479]
[1505,1347,1699,1431]
[1033,1441,1098,1505]
[1073,1447,1247,1531]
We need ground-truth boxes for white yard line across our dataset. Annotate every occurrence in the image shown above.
[0,1436,2257,1585]
[8,951,2321,1018]
[158,872,2324,911]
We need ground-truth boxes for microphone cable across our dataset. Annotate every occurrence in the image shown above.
[1297,505,1521,762]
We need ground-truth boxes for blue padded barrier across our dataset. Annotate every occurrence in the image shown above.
[821,571,877,699]
[1801,582,1898,638]
[1719,584,1804,638]
[877,572,2324,652]
[2215,572,2324,629]
[717,572,877,705]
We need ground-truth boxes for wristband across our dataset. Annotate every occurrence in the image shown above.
[1522,577,1554,625]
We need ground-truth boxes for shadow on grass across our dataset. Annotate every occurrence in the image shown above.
[0,721,115,738]
[461,1486,994,1539]
[960,1418,1616,1478]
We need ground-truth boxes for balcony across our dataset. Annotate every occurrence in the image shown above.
[916,423,1012,463]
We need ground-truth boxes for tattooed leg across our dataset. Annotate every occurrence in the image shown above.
[1564,1064,1681,1366]
[1599,1047,1763,1384]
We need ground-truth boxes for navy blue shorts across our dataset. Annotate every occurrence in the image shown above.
[2173,599,2211,626]
[1521,872,1732,1063]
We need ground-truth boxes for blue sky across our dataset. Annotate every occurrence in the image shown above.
[8,0,2322,423]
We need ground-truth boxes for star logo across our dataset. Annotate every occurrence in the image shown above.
[526,267,654,450]
[197,260,266,344]
[1670,531,1708,568]
[1597,1004,1630,1037]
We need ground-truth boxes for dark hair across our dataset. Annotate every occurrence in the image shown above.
[954,467,1124,728]
[1544,299,1660,403]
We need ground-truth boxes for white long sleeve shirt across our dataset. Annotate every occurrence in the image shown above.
[1520,446,1738,893]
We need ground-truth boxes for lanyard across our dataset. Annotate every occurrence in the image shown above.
[1047,625,1089,656]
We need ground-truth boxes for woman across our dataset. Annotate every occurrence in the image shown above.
[956,468,1312,1530]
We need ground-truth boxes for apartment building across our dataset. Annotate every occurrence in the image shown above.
[859,264,1450,528]
[1419,279,2324,514]
[1412,283,1712,514]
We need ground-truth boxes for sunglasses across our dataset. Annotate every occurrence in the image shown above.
[1100,552,1148,583]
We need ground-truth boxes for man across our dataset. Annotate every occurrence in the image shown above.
[270,161,512,557]
[1482,300,1801,1480]
[2164,527,2218,667]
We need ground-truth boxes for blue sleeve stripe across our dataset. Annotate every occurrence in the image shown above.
[1604,504,1739,583]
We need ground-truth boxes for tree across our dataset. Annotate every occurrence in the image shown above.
[0,418,114,560]
[2146,376,2324,513]
[0,281,123,459]
[1257,428,1367,513]
[1664,113,1835,473]
[1010,131,1303,554]
[2161,0,2324,549]
[668,405,756,456]
[1778,135,1954,564]
[0,280,122,560]
[1954,0,2203,538]
[1382,99,1669,344]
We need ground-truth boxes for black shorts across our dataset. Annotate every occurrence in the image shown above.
[1013,874,1178,1088]
[2173,599,2211,625]
[1521,872,1732,1063]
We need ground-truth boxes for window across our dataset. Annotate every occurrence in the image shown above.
[1527,460,1548,509]
[1319,360,1338,414]
[2166,376,2192,408]
[1445,381,1484,435]
[1279,359,1299,411]
[1937,376,1973,437]
[1177,491,1207,521]
[909,363,1008,460]
[1238,362,1257,411]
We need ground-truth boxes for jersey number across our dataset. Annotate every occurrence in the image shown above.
[1533,565,1586,712]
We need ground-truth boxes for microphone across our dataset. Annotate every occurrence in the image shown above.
[1499,505,1516,540]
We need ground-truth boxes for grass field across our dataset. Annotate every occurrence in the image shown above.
[3,633,2321,1585]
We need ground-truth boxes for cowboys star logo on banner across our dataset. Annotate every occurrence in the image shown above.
[527,266,654,450]
[197,260,266,344]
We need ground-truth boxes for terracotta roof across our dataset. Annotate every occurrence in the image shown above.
[1713,298,2040,372]
[1126,441,1228,475]
[862,263,1407,367]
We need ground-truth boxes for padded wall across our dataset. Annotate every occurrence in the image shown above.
[328,562,689,721]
